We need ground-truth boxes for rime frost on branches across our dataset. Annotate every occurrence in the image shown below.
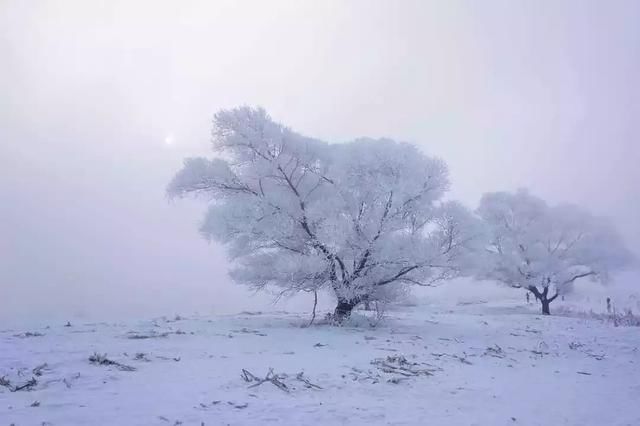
[168,107,478,319]
[476,189,632,314]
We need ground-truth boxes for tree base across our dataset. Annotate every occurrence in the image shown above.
[333,300,358,323]
[541,302,551,315]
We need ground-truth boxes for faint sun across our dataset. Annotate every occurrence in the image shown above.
[164,134,174,146]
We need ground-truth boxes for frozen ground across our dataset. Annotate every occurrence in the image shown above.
[1,300,639,426]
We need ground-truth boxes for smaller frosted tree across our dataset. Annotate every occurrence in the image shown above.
[476,190,632,315]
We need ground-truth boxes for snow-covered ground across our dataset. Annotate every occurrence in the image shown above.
[1,298,639,426]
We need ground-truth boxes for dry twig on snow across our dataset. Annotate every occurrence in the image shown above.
[241,368,323,392]
[241,368,289,393]
[89,353,136,372]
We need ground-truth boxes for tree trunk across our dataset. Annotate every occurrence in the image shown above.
[333,299,359,323]
[540,299,551,315]
[527,286,556,316]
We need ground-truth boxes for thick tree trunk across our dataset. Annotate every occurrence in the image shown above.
[333,299,359,323]
[527,285,556,316]
[540,299,551,315]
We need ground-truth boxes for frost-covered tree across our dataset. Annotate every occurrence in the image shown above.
[168,107,478,320]
[476,189,632,315]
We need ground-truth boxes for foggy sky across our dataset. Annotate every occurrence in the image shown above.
[1,0,639,324]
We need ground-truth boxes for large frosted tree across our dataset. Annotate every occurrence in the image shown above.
[476,190,632,315]
[168,107,478,320]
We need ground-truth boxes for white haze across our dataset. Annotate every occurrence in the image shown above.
[1,0,639,325]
